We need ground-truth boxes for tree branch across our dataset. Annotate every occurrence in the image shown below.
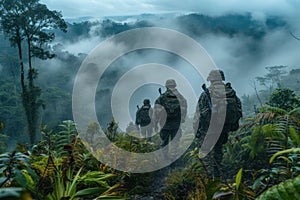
[289,31,300,41]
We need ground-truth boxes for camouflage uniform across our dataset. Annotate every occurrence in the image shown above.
[154,80,187,156]
[136,99,153,138]
[193,70,241,178]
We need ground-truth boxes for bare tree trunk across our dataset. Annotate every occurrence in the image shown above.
[16,30,25,90]
[251,80,263,107]
[26,38,38,145]
[16,30,36,144]
[27,39,33,87]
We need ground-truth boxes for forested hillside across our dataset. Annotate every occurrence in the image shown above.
[0,1,300,199]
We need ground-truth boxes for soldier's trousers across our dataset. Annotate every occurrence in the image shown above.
[160,128,182,159]
[140,124,153,139]
[201,143,223,178]
[200,132,226,178]
[212,138,223,177]
[197,121,230,178]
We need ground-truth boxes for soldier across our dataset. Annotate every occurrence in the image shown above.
[136,99,153,139]
[126,121,138,134]
[193,70,242,178]
[153,79,187,156]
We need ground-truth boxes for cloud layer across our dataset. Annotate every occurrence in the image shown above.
[42,0,300,20]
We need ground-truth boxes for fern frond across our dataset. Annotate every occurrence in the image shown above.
[270,148,300,164]
[289,107,300,117]
[259,106,288,115]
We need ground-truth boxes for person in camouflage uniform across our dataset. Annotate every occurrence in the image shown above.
[126,121,138,134]
[136,99,153,138]
[193,70,242,178]
[153,79,187,156]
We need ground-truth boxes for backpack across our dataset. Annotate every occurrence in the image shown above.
[161,91,181,119]
[209,83,242,131]
[201,83,242,131]
[136,105,151,126]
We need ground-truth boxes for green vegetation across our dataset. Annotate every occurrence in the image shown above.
[1,88,299,199]
[161,88,300,200]
[0,1,299,199]
[0,121,126,199]
[0,0,67,145]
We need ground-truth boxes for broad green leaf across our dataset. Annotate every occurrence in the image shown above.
[256,176,300,200]
[270,148,300,164]
[236,168,243,191]
[96,196,125,200]
[0,187,23,198]
[75,187,107,197]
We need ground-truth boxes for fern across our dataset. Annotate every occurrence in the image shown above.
[258,106,287,116]
[249,126,266,158]
[269,148,300,164]
[289,107,300,117]
[56,120,78,153]
[289,127,300,147]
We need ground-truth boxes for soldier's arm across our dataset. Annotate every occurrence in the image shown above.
[149,107,154,126]
[153,99,161,131]
[230,87,242,115]
[194,92,210,138]
[180,96,188,122]
[149,107,154,119]
[193,102,200,133]
[236,95,243,117]
[198,93,208,113]
[193,94,203,137]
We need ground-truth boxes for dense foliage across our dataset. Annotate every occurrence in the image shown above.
[0,88,299,199]
[0,1,299,199]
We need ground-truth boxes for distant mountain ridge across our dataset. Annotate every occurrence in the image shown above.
[60,12,287,42]
[0,12,288,57]
[65,13,181,24]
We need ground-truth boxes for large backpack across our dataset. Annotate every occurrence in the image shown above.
[161,91,181,119]
[136,105,151,126]
[209,83,242,131]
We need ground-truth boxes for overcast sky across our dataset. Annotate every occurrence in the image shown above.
[39,0,300,95]
[36,0,300,124]
[41,0,300,95]
[42,0,300,19]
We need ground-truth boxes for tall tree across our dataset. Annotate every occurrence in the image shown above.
[256,65,287,92]
[0,0,67,145]
[267,88,300,112]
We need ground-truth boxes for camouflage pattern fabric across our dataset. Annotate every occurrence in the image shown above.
[140,124,153,138]
[193,80,242,178]
[154,88,187,130]
[136,105,153,127]
[154,88,187,151]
